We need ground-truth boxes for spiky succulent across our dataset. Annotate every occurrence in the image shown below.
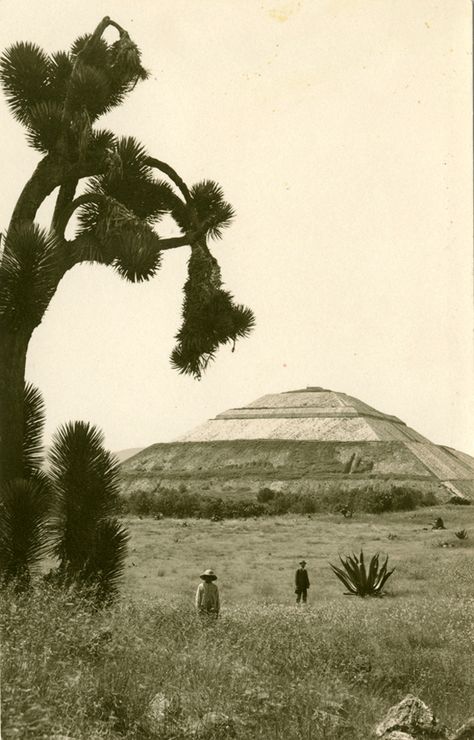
[23,382,46,474]
[0,224,60,331]
[48,421,128,598]
[0,474,51,591]
[0,28,148,155]
[330,550,395,597]
[171,240,255,378]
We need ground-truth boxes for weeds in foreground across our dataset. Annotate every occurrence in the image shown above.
[1,574,474,739]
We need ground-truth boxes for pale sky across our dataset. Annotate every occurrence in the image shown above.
[1,0,473,454]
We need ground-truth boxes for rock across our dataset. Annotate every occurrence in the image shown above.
[147,692,171,725]
[450,719,474,740]
[375,694,447,738]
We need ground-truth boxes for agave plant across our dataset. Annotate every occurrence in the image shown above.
[330,550,394,597]
[455,529,468,540]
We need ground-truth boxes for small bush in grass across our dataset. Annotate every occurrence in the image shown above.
[256,487,276,504]
[450,496,471,506]
[125,490,158,517]
[223,500,266,518]
[455,529,468,540]
[330,550,395,597]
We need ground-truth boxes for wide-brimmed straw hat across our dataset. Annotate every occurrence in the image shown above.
[299,560,307,566]
[200,569,217,580]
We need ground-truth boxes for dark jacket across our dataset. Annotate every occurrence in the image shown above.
[295,568,310,590]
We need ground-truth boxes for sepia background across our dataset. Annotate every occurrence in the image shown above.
[0,0,472,454]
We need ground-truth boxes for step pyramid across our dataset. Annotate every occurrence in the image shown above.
[121,387,474,501]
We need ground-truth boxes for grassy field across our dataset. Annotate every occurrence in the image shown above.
[2,504,474,739]
[123,504,474,604]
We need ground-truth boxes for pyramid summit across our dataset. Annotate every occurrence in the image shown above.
[178,387,423,443]
[121,387,474,502]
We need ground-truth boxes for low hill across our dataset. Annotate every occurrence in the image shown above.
[114,447,144,464]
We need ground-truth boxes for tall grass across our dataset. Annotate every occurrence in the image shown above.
[2,574,474,739]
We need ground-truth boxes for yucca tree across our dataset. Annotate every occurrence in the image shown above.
[0,16,255,482]
[0,382,50,590]
[48,420,129,598]
[0,474,51,591]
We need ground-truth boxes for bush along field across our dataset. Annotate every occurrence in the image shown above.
[121,481,440,520]
[2,505,474,739]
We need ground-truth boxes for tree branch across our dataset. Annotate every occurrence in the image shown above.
[55,192,105,236]
[145,157,192,204]
[57,192,202,253]
[9,155,107,230]
[158,235,191,251]
[52,179,78,235]
[58,232,191,280]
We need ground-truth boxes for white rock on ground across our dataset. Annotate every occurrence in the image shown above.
[147,692,171,725]
[375,694,446,738]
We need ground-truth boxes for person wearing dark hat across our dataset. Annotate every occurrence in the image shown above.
[195,569,220,619]
[295,560,310,604]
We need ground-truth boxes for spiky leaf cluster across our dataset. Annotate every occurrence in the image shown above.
[0,224,60,331]
[0,42,51,124]
[171,240,255,378]
[48,421,128,597]
[80,518,129,600]
[330,550,395,597]
[23,383,46,474]
[79,193,163,282]
[172,180,235,241]
[0,27,148,154]
[0,475,51,590]
[85,138,179,223]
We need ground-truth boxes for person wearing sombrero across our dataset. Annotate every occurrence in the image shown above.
[295,560,310,604]
[195,569,220,619]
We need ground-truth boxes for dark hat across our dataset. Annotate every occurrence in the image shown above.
[299,560,307,566]
[200,569,217,580]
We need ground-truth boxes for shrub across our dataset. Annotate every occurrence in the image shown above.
[256,487,275,504]
[156,489,200,518]
[266,491,292,515]
[222,500,266,518]
[124,490,158,517]
[122,482,437,520]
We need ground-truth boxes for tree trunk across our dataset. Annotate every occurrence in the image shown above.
[0,330,30,482]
